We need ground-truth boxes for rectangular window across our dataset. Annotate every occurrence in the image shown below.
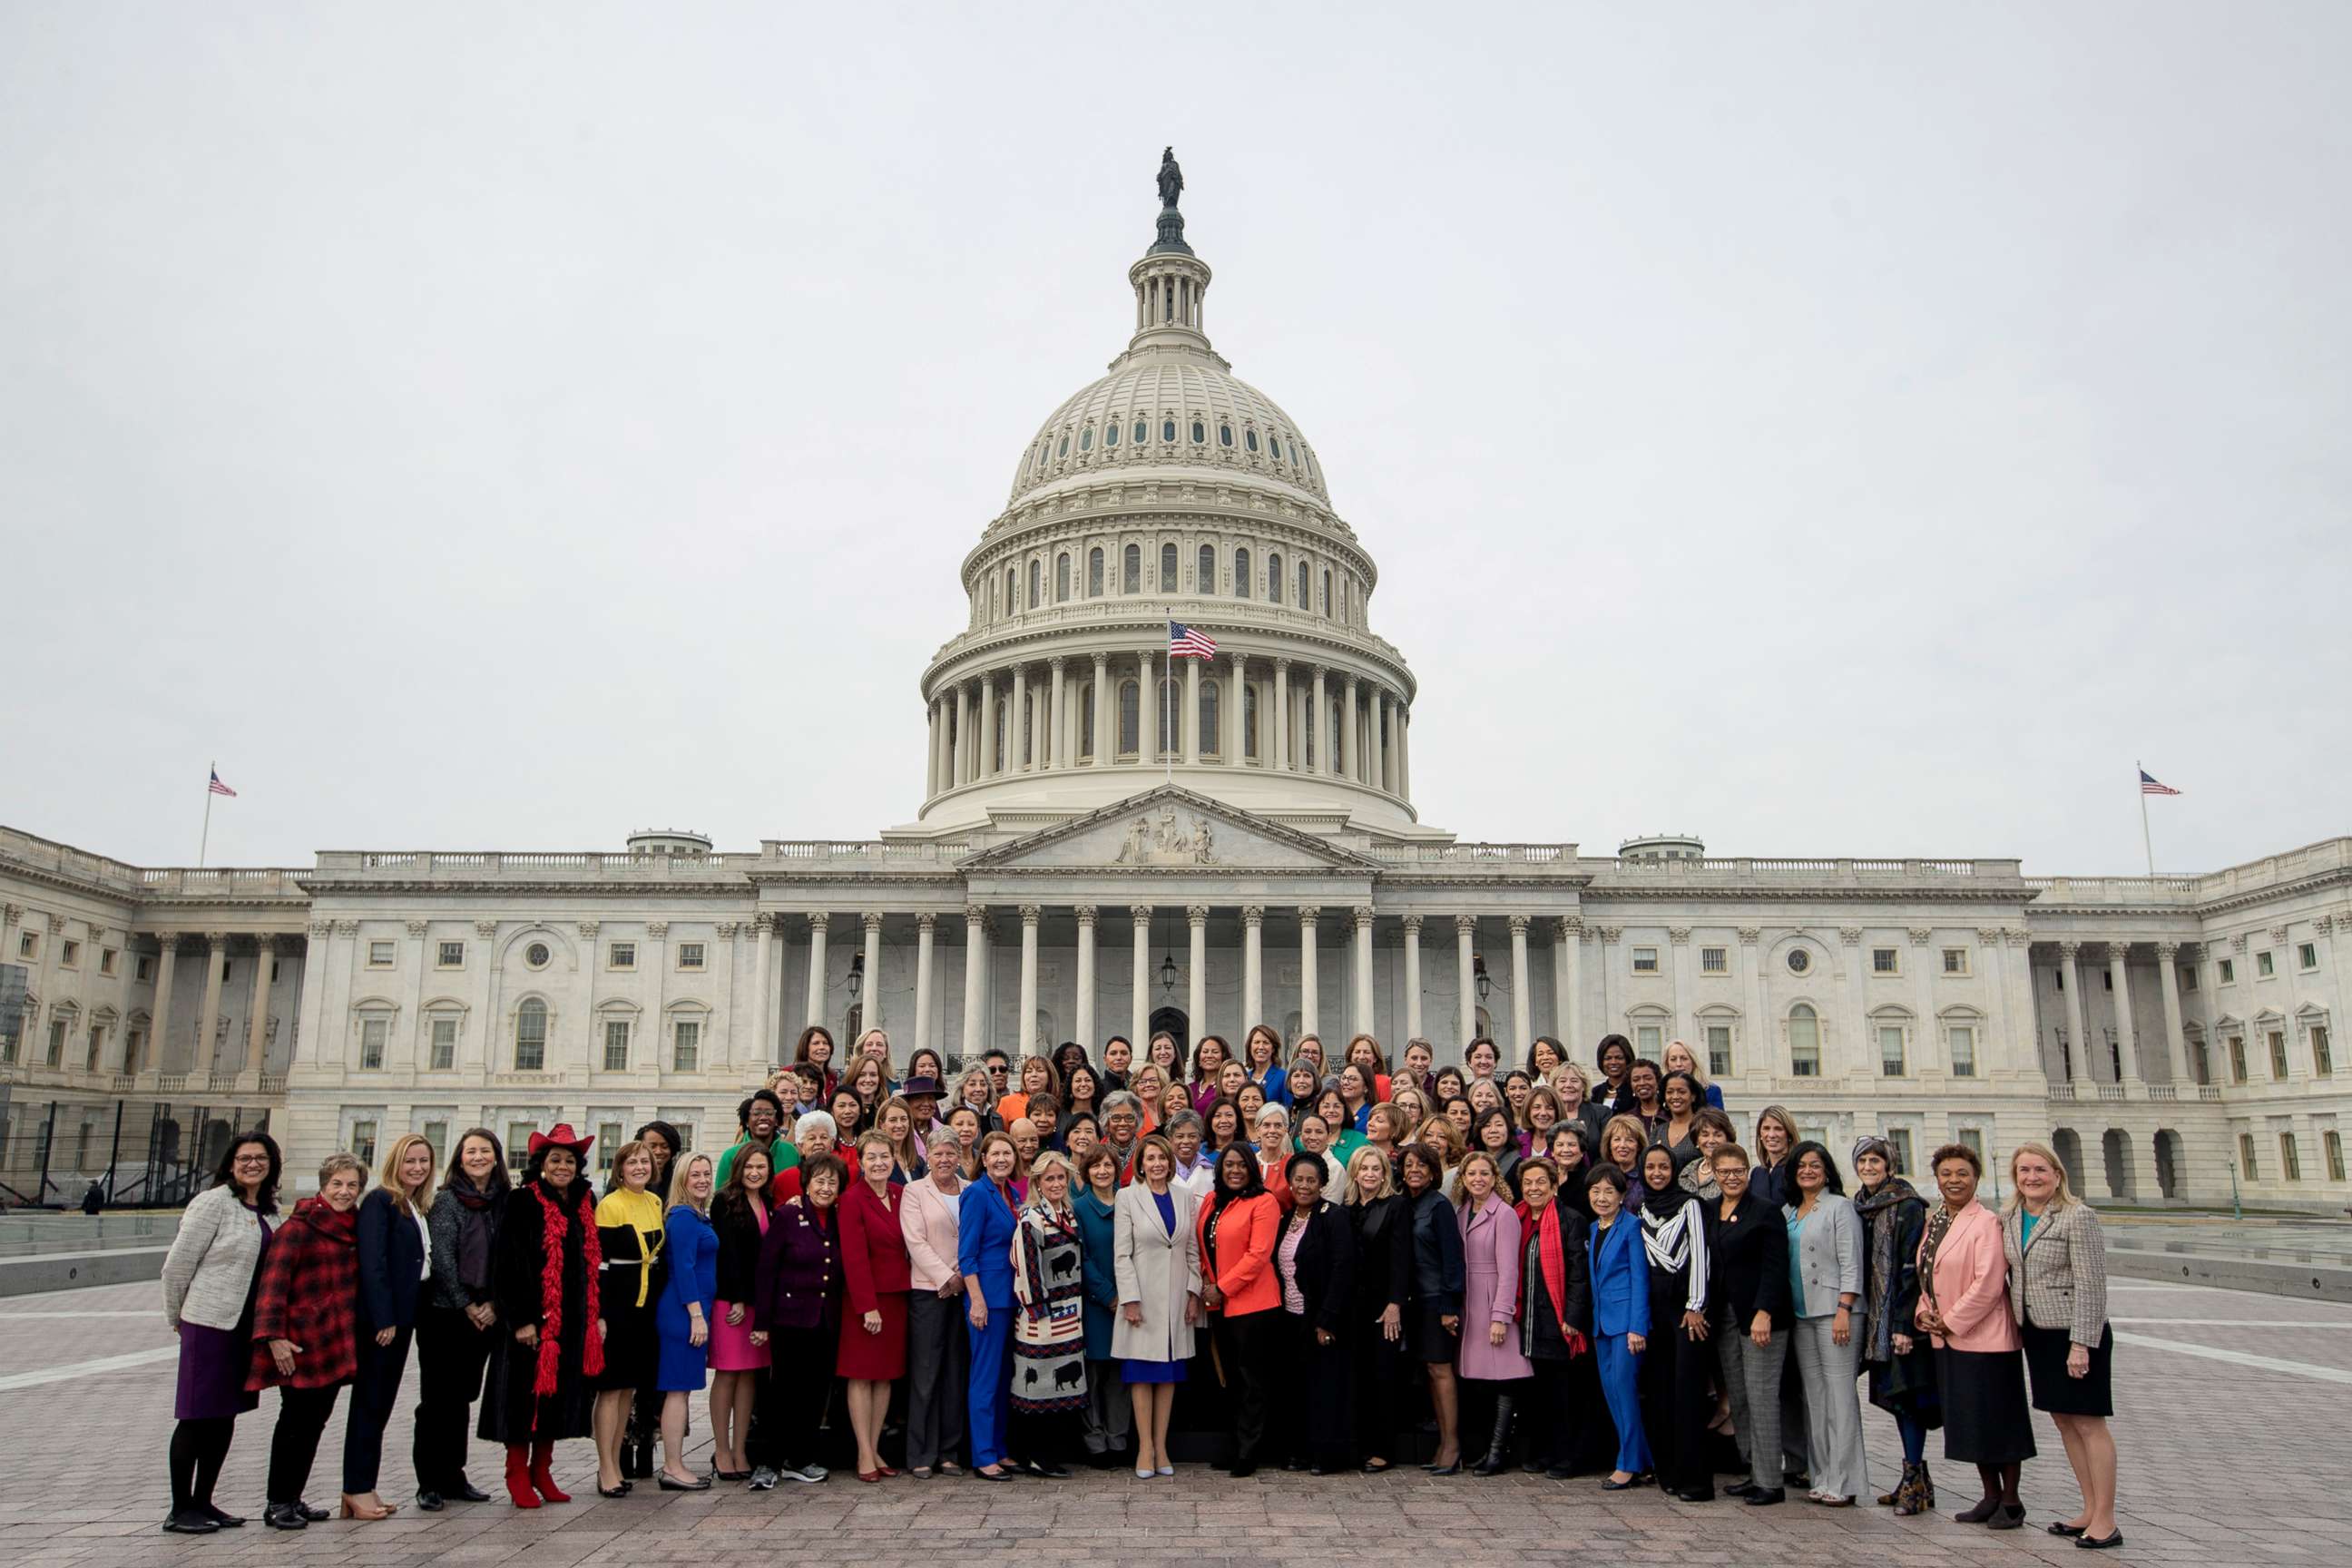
[368,941,396,967]
[2229,1035,2248,1083]
[1947,1024,1976,1078]
[436,940,465,968]
[1956,1127,1984,1165]
[596,1122,623,1174]
[515,1009,547,1072]
[135,954,152,982]
[2239,1132,2259,1178]
[603,1020,631,1072]
[677,942,706,971]
[1878,1025,1906,1076]
[125,1028,145,1072]
[2053,967,2063,991]
[360,1018,387,1069]
[1872,947,1898,975]
[2218,957,2235,984]
[1942,947,1968,975]
[1704,1024,1732,1077]
[1700,946,1727,974]
[1886,1129,1915,1175]
[59,939,80,967]
[506,1123,534,1172]
[2299,942,2319,971]
[2192,1038,2210,1085]
[45,1019,66,1066]
[1631,946,1659,973]
[1635,1024,1662,1054]
[420,1120,448,1167]
[2327,1131,2346,1183]
[99,947,118,976]
[2180,965,2198,991]
[429,1017,456,1071]
[674,1019,701,1072]
[2269,1031,2289,1080]
[1788,1014,1820,1076]
[85,1025,103,1071]
[2258,950,2276,977]
[350,1121,378,1170]
[2280,1133,2302,1181]
[2314,1025,2334,1077]
[609,942,637,970]
[15,932,35,960]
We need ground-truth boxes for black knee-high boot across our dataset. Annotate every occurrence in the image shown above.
[1472,1396,1517,1476]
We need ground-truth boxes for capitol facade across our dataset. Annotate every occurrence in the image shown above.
[3,172,2347,1210]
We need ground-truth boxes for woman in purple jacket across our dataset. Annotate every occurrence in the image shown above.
[749,1153,846,1487]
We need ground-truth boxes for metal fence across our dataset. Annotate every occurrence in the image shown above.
[0,1093,275,1210]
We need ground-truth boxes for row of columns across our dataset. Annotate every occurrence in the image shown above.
[2049,938,2191,1089]
[925,650,1410,798]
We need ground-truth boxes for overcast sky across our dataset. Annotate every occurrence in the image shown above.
[4,3,2345,877]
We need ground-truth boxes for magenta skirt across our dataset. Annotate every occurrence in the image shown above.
[707,1299,769,1372]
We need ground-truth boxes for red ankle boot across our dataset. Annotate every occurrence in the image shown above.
[505,1445,540,1509]
[529,1442,570,1504]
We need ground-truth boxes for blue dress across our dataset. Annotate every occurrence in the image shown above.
[656,1203,719,1392]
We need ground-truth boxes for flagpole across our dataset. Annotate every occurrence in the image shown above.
[1162,609,1173,785]
[199,760,215,868]
[2137,759,2155,876]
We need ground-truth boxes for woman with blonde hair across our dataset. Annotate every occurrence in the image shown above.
[853,1026,895,1081]
[2004,1141,2119,1548]
[1661,1039,1725,1110]
[592,1140,667,1496]
[1598,1113,1651,1178]
[652,1153,717,1490]
[996,1054,1060,1127]
[1388,1083,1431,1133]
[1010,1151,1088,1475]
[1343,1144,1411,1470]
[1128,1063,1169,1133]
[1550,1062,1610,1145]
[346,1133,436,1518]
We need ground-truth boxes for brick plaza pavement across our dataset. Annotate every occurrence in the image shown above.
[3,1275,2347,1568]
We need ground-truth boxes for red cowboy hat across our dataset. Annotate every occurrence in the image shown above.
[527,1122,594,1160]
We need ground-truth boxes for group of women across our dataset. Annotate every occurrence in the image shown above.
[157,1025,2122,1551]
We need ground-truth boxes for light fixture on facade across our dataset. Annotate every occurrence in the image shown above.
[1473,954,1491,1003]
[847,952,865,1000]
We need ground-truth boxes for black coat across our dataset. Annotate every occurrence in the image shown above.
[1705,1190,1793,1331]
[478,1179,598,1443]
[710,1191,771,1307]
[1406,1188,1465,1313]
[355,1187,426,1332]
[1285,1198,1357,1338]
[1521,1203,1594,1345]
[1346,1193,1413,1325]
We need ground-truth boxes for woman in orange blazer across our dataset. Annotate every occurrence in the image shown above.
[1197,1146,1282,1475]
[1916,1142,2034,1531]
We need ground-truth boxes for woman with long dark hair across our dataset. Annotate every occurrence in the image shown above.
[792,1024,839,1102]
[161,1130,280,1533]
[1198,1143,1282,1475]
[1785,1140,1866,1507]
[1241,1024,1286,1104]
[480,1125,604,1509]
[1400,1143,1465,1473]
[705,1146,772,1481]
[416,1128,508,1510]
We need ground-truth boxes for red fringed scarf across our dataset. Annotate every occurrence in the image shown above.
[1524,1200,1590,1357]
[532,1181,605,1395]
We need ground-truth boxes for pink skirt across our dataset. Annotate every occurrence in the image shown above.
[707,1299,769,1371]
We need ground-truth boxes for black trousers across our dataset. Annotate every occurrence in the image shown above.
[1350,1321,1406,1463]
[1012,1406,1079,1465]
[1211,1309,1279,1465]
[266,1385,343,1504]
[344,1325,413,1493]
[760,1319,838,1470]
[413,1306,494,1491]
[1524,1356,1576,1468]
[1272,1313,1354,1468]
[1637,1311,1714,1494]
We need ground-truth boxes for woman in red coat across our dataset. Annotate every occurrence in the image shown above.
[838,1130,914,1483]
[247,1152,368,1529]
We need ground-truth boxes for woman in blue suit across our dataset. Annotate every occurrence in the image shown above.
[958,1131,1024,1480]
[1584,1162,1652,1488]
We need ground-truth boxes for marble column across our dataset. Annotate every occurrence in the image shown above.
[1144,648,1161,761]
[1341,675,1359,782]
[1838,927,1867,1081]
[1553,916,1579,1045]
[962,906,988,1059]
[1073,906,1097,1049]
[1011,665,1030,771]
[1597,926,1620,1036]
[1229,652,1248,765]
[1309,666,1328,775]
[1401,915,1424,1042]
[1371,691,1388,792]
[1508,915,1532,1050]
[1091,652,1110,765]
[1049,657,1067,770]
[1130,906,1152,1049]
[148,933,180,1074]
[1397,706,1411,798]
[2056,940,2087,1083]
[980,674,998,777]
[1183,657,1200,764]
[1187,906,1209,1044]
[861,912,886,1027]
[1353,906,1376,1039]
[1018,906,1042,1058]
[750,915,774,1063]
[2154,940,2188,1086]
[953,684,972,785]
[245,936,274,1075]
[1455,915,1477,1050]
[805,914,830,1030]
[1298,907,1320,1041]
[195,931,227,1074]
[1241,906,1264,1027]
[2108,942,2140,1084]
[913,913,936,1058]
[1669,926,1693,1046]
[926,700,942,795]
[1272,659,1291,770]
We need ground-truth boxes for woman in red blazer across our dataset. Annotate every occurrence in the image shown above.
[838,1132,914,1483]
[1197,1146,1282,1475]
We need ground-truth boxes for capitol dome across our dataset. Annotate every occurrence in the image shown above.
[906,154,1433,841]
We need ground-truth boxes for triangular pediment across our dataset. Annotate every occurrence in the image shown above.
[962,787,1383,873]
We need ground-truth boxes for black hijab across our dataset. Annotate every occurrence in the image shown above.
[1636,1146,1699,1222]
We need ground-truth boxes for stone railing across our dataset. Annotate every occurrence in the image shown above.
[2046,1083,2076,1102]
[2025,836,2352,908]
[1368,843,1579,864]
[1586,855,2021,885]
[931,596,1410,673]
[1,827,308,899]
[313,850,758,880]
[760,841,975,865]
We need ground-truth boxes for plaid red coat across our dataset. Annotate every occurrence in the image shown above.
[246,1195,359,1391]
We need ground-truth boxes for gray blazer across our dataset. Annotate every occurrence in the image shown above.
[161,1184,270,1330]
[2001,1200,2109,1347]
[1783,1191,1864,1319]
[1109,1181,1200,1363]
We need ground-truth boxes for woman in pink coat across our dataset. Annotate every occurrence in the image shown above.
[1454,1152,1532,1475]
[1916,1142,2034,1531]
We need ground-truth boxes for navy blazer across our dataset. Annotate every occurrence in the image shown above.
[956,1179,1021,1309]
[1586,1214,1651,1339]
[1406,1188,1466,1312]
[752,1195,842,1331]
[356,1187,426,1331]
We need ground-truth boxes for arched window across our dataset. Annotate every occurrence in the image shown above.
[1079,426,1093,452]
[1057,434,1069,457]
[1321,569,1332,617]
[994,704,1006,771]
[1244,428,1259,453]
[1056,553,1071,602]
[1027,560,1041,609]
[1118,681,1140,755]
[1158,678,1179,755]
[1788,1004,1821,1076]
[1161,417,1176,443]
[1197,544,1214,592]
[515,999,547,1071]
[1088,547,1104,596]
[1219,423,1233,447]
[1104,420,1119,448]
[1134,418,1149,445]
[1161,543,1179,591]
[1233,547,1250,597]
[1266,551,1281,602]
[1020,693,1033,766]
[1200,680,1220,758]
[1329,699,1343,769]
[1243,684,1259,760]
[1122,544,1142,594]
[1268,435,1281,460]
[1081,684,1095,759]
[1297,561,1310,607]
[1004,565,1016,613]
[1191,419,1206,445]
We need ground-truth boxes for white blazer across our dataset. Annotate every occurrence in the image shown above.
[1110,1181,1200,1363]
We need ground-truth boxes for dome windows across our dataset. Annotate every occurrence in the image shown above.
[1135,418,1149,445]
[1104,421,1118,448]
[1162,418,1177,443]
[1191,419,1206,445]
[1265,551,1282,602]
[1160,543,1179,591]
[1197,544,1215,591]
[1218,423,1233,447]
[1122,544,1142,594]
[1088,546,1105,596]
[1233,547,1250,597]
[1079,427,1093,452]
[1268,435,1281,460]
[1244,428,1259,454]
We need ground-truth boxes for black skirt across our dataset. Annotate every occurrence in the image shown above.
[2022,1319,2113,1417]
[594,1296,662,1393]
[1935,1345,2036,1465]
[1408,1300,1460,1366]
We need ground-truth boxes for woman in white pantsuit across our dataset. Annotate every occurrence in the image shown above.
[1784,1141,1867,1505]
[1111,1134,1201,1478]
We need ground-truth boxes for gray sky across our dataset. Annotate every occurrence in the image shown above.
[4,2,2345,877]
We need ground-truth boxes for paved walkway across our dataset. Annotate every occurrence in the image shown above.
[4,1276,2347,1567]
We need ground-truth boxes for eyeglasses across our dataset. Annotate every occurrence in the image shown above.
[987,1064,1009,1077]
[232,1154,270,1165]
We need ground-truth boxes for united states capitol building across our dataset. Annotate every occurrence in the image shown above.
[3,164,2347,1210]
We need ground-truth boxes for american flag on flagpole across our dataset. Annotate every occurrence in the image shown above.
[208,769,238,798]
[1169,620,1218,659]
[2139,769,2180,797]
